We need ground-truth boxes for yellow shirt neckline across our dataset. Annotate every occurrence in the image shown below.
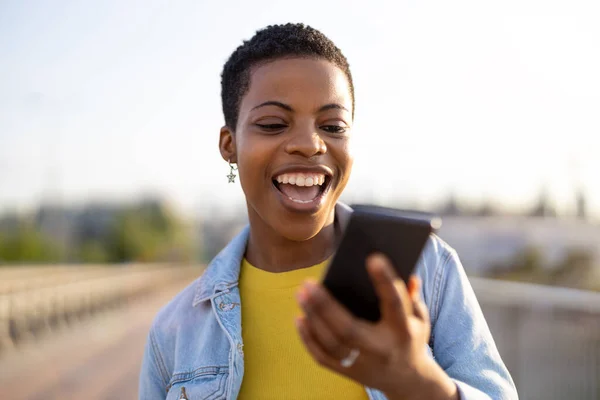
[239,258,330,290]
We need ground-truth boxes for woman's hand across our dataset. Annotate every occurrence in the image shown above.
[295,253,459,400]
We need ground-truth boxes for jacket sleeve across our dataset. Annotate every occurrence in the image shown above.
[430,249,518,400]
[139,327,170,400]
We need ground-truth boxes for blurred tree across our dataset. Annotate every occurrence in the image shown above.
[550,248,596,290]
[488,246,599,291]
[488,246,545,284]
[78,240,110,263]
[0,220,60,263]
[515,247,544,273]
[106,200,196,263]
[530,187,556,217]
[0,199,199,264]
[439,193,461,216]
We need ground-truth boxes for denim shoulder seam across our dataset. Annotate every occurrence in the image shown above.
[149,326,170,390]
[429,247,453,346]
[169,366,229,386]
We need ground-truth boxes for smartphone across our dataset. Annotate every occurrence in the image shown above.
[322,204,441,322]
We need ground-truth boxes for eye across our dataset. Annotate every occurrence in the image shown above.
[320,125,347,135]
[255,123,287,133]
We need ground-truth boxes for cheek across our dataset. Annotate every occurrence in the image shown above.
[340,158,354,188]
[345,155,355,176]
[237,152,259,186]
[236,138,272,188]
[234,133,254,173]
[333,140,354,176]
[345,136,356,162]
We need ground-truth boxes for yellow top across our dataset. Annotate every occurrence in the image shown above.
[237,258,369,400]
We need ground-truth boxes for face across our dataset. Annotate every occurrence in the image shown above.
[220,57,354,241]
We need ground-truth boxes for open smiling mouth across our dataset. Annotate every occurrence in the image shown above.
[272,173,332,204]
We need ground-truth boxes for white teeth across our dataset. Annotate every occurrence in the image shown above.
[274,173,326,187]
[291,198,314,204]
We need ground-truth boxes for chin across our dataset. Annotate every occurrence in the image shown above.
[270,212,325,242]
[279,223,322,242]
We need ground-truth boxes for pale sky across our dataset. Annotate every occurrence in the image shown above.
[1,0,599,218]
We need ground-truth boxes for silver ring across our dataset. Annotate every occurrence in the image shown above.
[340,348,360,368]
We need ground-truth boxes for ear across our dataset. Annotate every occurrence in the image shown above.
[219,126,237,163]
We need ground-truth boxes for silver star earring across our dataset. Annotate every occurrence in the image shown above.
[227,160,238,183]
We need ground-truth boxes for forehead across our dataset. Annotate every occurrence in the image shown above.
[243,57,353,110]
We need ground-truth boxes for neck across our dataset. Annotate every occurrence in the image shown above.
[245,208,340,273]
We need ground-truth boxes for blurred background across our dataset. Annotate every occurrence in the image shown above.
[0,0,599,399]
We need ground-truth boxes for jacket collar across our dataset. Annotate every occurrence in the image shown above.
[192,202,353,306]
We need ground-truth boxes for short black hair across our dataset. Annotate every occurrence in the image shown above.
[221,23,354,130]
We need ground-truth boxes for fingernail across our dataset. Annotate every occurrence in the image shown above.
[303,280,318,294]
[369,253,389,269]
[296,288,308,305]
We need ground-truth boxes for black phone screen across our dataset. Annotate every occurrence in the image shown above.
[322,205,440,322]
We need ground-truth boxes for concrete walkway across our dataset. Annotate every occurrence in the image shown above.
[0,280,194,400]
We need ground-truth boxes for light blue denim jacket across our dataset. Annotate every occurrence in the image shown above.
[139,204,518,399]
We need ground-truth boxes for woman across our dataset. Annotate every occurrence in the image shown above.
[139,23,517,399]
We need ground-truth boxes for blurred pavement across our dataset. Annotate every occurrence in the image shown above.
[0,280,192,400]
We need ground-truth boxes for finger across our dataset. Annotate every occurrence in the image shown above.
[299,300,350,359]
[407,276,421,300]
[412,297,429,321]
[297,280,368,349]
[406,276,428,320]
[366,253,412,331]
[295,316,340,371]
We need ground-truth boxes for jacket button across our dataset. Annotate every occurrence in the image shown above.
[179,386,188,400]
[219,302,239,311]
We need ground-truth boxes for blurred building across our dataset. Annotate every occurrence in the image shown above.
[35,205,77,257]
[437,216,600,276]
[199,210,248,262]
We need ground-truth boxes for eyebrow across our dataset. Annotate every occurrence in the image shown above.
[318,103,349,113]
[251,101,293,112]
[251,101,349,113]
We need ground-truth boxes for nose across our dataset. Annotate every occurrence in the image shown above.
[284,124,327,158]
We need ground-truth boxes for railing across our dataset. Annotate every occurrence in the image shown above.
[471,277,600,400]
[1,267,598,398]
[0,264,200,354]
